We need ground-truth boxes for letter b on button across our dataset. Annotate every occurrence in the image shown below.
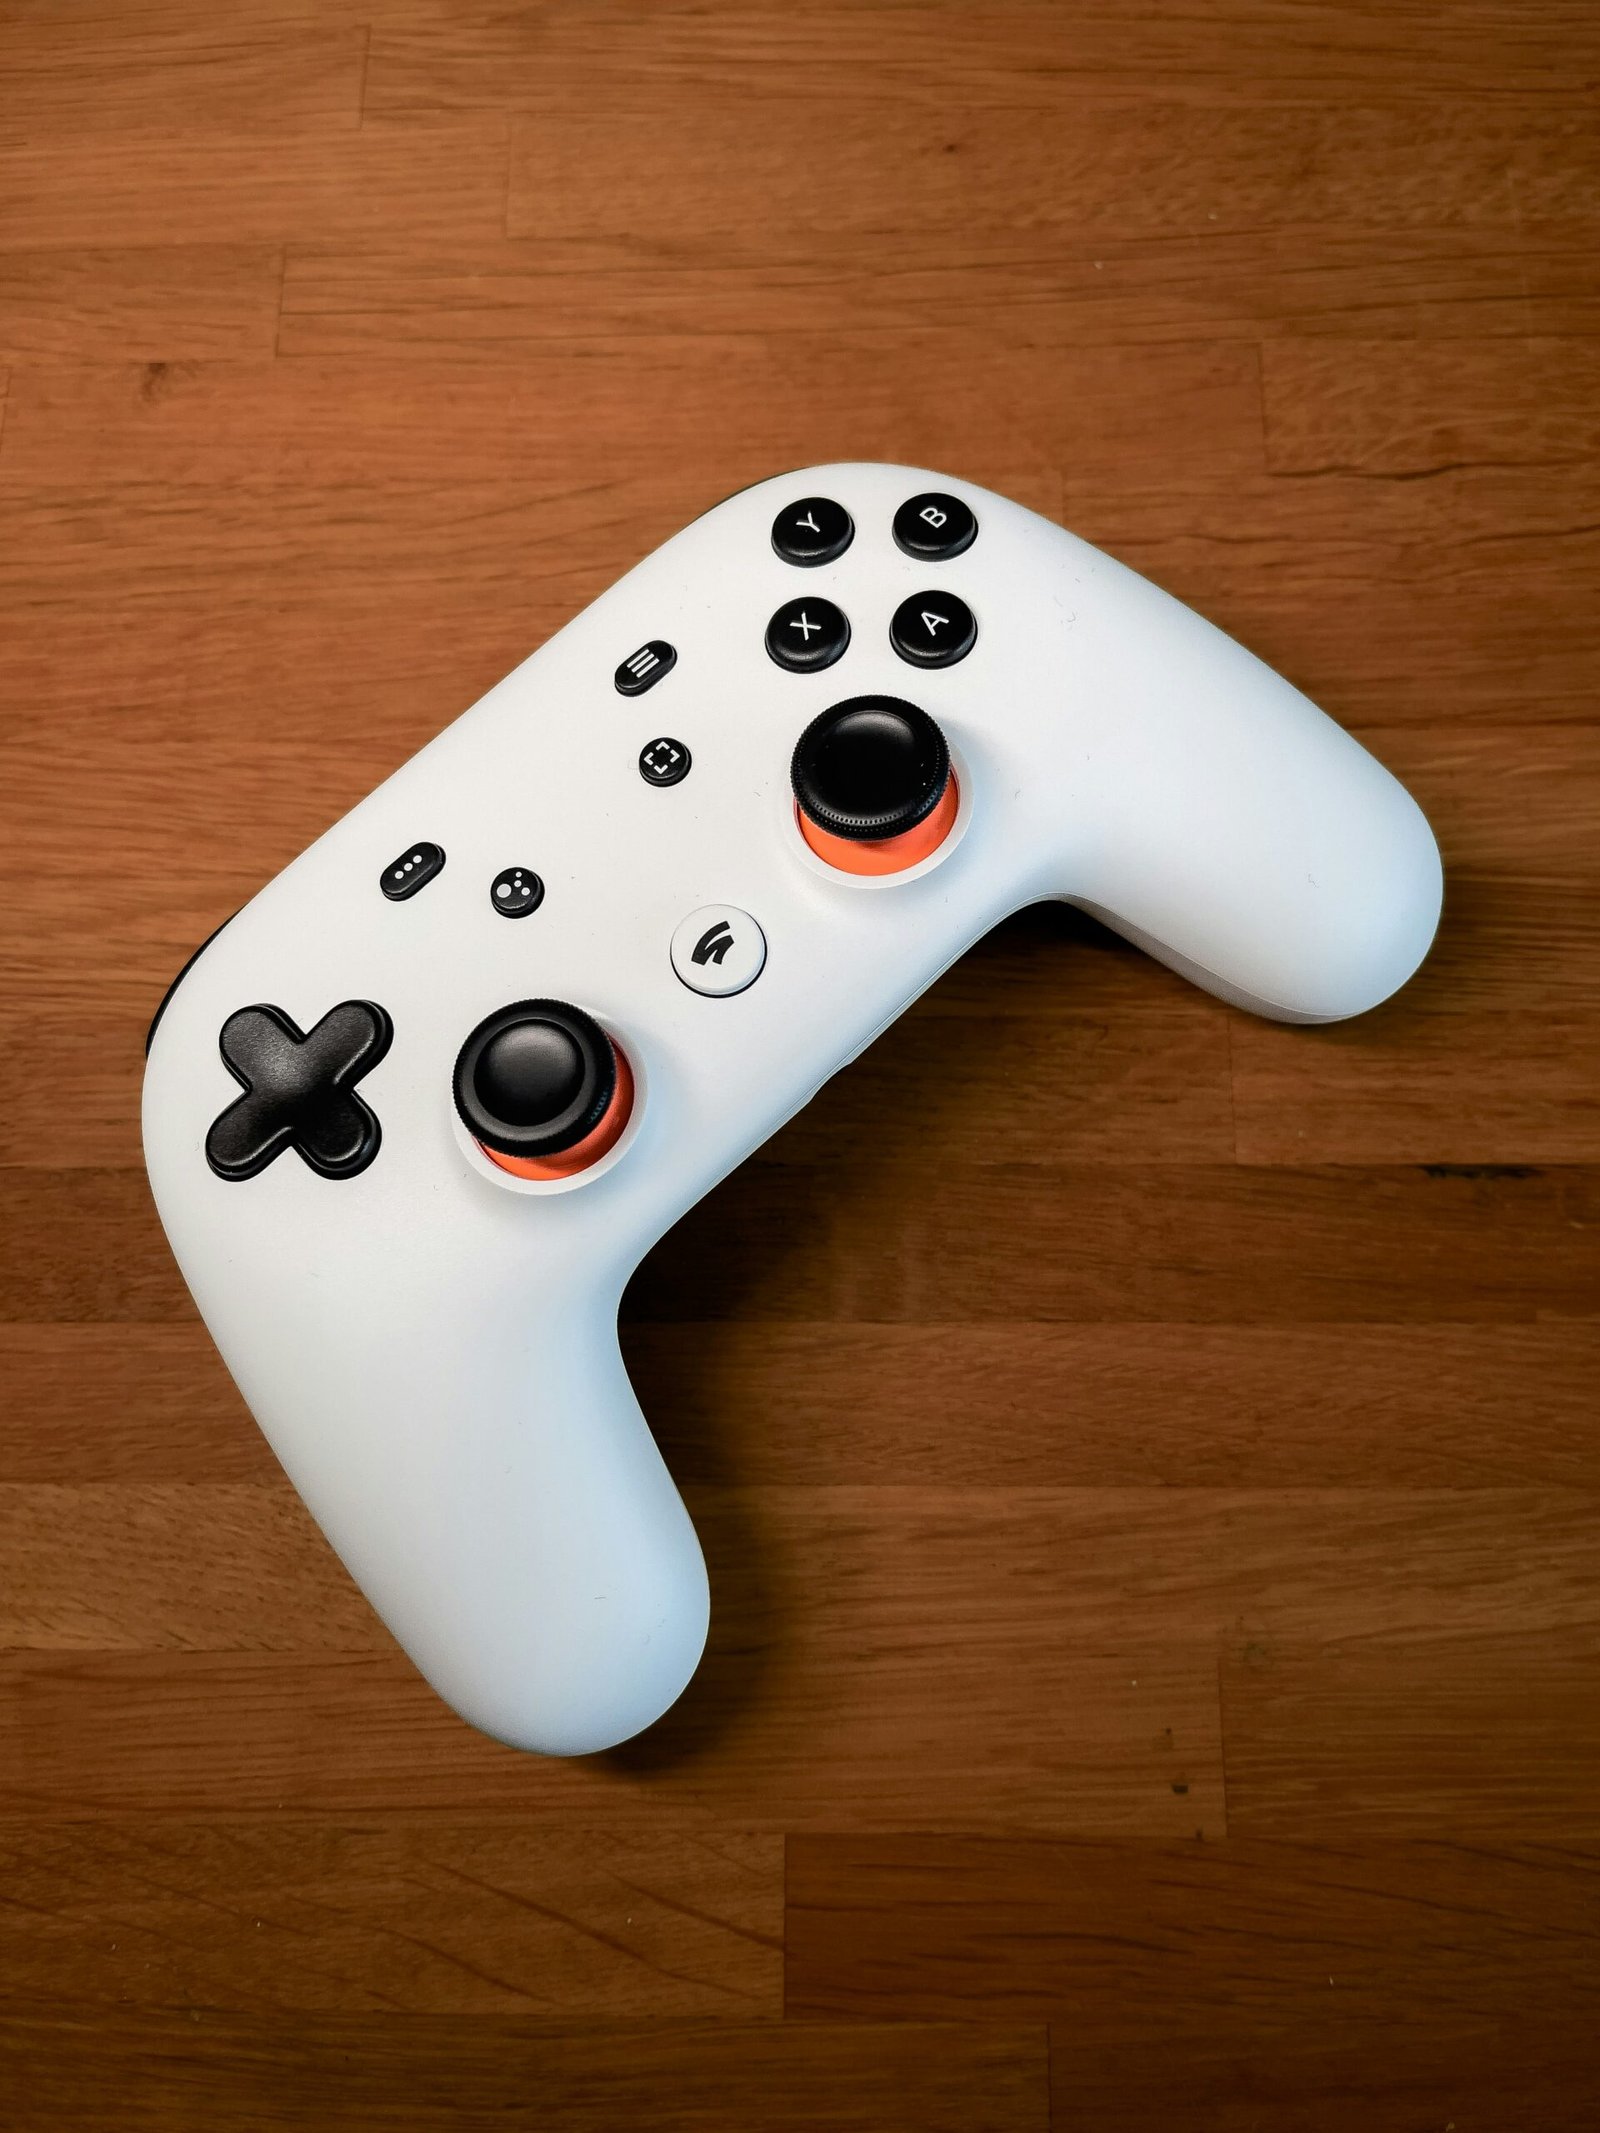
[893,491,977,561]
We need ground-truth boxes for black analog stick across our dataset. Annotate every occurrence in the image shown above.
[454,1000,617,1158]
[790,696,951,842]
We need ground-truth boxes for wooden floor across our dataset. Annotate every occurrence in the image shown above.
[3,3,1599,2127]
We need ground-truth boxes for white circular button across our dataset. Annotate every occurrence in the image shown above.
[671,905,766,997]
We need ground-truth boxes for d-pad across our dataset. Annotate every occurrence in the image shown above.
[206,1001,393,1182]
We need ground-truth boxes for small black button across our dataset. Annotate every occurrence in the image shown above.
[206,1000,392,1182]
[454,1000,616,1159]
[639,736,691,786]
[890,591,976,669]
[615,640,677,696]
[893,491,977,561]
[791,695,951,843]
[765,596,850,673]
[381,841,446,901]
[490,866,544,918]
[772,496,853,567]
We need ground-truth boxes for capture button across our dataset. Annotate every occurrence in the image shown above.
[381,841,446,901]
[766,596,850,673]
[890,590,976,669]
[771,495,853,567]
[671,905,767,998]
[639,736,691,787]
[892,491,977,561]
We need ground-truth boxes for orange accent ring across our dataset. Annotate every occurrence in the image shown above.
[479,1044,634,1180]
[798,773,960,877]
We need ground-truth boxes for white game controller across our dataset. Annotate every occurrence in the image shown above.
[142,464,1442,1755]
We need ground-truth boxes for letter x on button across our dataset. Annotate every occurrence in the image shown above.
[766,596,850,672]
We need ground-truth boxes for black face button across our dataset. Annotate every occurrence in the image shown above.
[892,491,977,561]
[765,596,850,673]
[490,866,544,917]
[771,496,854,567]
[381,842,446,901]
[890,591,976,669]
[639,736,691,786]
[454,1000,616,1159]
[206,1001,392,1182]
[791,695,951,843]
[614,640,677,695]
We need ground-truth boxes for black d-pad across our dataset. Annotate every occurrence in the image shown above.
[206,1001,393,1182]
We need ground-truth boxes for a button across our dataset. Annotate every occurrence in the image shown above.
[671,905,767,998]
[765,596,850,673]
[771,495,853,567]
[892,491,977,561]
[381,841,446,901]
[454,1000,633,1178]
[206,1000,392,1182]
[615,640,677,696]
[490,865,544,917]
[890,591,976,669]
[639,736,691,786]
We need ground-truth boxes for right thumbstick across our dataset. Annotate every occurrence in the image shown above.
[791,695,958,876]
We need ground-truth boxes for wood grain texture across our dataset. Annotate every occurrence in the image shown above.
[0,122,508,249]
[505,98,1600,243]
[788,1835,1600,2129]
[0,2011,1049,2132]
[2,0,1597,2124]
[0,249,283,364]
[0,1822,782,2014]
[366,1,1600,112]
[0,23,366,141]
[0,1644,1221,1829]
[8,1317,1600,1488]
[276,229,1600,351]
[5,1160,1597,1324]
[1263,336,1600,473]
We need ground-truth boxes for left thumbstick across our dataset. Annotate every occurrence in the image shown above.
[454,1000,633,1180]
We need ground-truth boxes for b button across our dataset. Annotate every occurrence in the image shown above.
[892,491,977,561]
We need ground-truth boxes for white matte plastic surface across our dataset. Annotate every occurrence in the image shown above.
[142,464,1443,1754]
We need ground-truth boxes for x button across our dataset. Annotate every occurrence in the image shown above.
[766,596,850,673]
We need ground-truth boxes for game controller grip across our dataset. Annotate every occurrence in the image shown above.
[1042,541,1442,1021]
[225,1275,710,1758]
